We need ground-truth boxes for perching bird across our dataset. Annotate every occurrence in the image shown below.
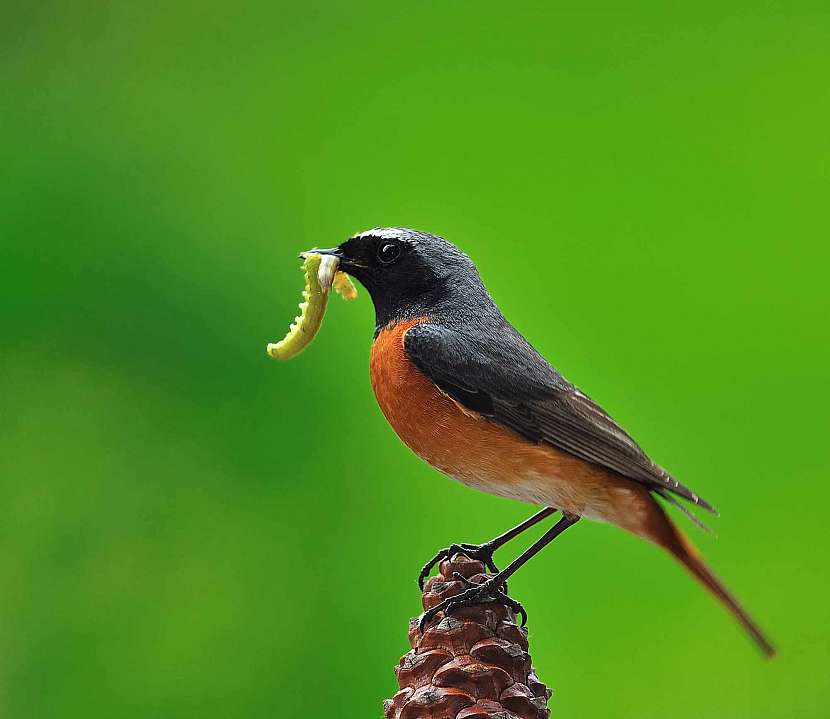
[309,227,774,657]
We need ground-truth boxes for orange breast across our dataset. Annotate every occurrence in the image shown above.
[369,320,653,527]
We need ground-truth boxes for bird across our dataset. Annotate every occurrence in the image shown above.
[307,227,774,657]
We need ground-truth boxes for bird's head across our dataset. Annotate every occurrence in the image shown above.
[305,227,488,330]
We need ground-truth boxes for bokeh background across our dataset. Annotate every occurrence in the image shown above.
[2,3,828,717]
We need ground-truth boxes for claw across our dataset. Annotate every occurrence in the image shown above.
[497,589,527,626]
[418,608,437,633]
[418,577,527,633]
[417,548,450,590]
[417,542,498,590]
[452,571,479,588]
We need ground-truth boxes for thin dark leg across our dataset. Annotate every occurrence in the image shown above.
[418,507,558,589]
[482,513,580,586]
[487,506,559,551]
[420,513,581,631]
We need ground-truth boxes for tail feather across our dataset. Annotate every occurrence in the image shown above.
[654,488,714,534]
[648,502,775,658]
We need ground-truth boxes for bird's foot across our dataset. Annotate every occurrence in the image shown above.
[418,542,499,590]
[418,573,526,632]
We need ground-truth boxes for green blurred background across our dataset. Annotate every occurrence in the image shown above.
[2,2,828,717]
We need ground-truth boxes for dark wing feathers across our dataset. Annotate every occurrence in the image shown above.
[404,323,715,513]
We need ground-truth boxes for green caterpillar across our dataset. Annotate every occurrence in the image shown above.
[266,252,356,360]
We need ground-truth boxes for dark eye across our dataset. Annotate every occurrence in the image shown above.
[377,242,401,264]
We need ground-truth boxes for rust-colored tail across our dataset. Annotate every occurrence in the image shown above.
[647,501,775,658]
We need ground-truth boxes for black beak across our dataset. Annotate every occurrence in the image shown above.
[299,247,343,260]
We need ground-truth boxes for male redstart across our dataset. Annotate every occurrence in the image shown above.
[309,227,774,657]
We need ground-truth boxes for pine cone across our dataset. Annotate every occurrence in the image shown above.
[384,553,552,719]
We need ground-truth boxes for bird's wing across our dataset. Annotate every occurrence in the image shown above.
[404,323,715,513]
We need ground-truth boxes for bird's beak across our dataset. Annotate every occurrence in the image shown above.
[299,247,342,260]
[300,247,343,292]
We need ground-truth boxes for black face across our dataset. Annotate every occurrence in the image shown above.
[314,227,485,330]
[338,230,432,294]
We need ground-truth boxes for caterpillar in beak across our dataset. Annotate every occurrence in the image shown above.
[266,253,357,360]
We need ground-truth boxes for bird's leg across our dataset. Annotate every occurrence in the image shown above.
[417,506,558,589]
[419,513,581,631]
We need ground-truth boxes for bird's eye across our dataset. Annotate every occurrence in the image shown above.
[377,242,402,264]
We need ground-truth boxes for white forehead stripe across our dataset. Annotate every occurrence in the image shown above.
[354,227,411,241]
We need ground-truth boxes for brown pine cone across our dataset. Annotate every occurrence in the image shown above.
[384,553,552,719]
